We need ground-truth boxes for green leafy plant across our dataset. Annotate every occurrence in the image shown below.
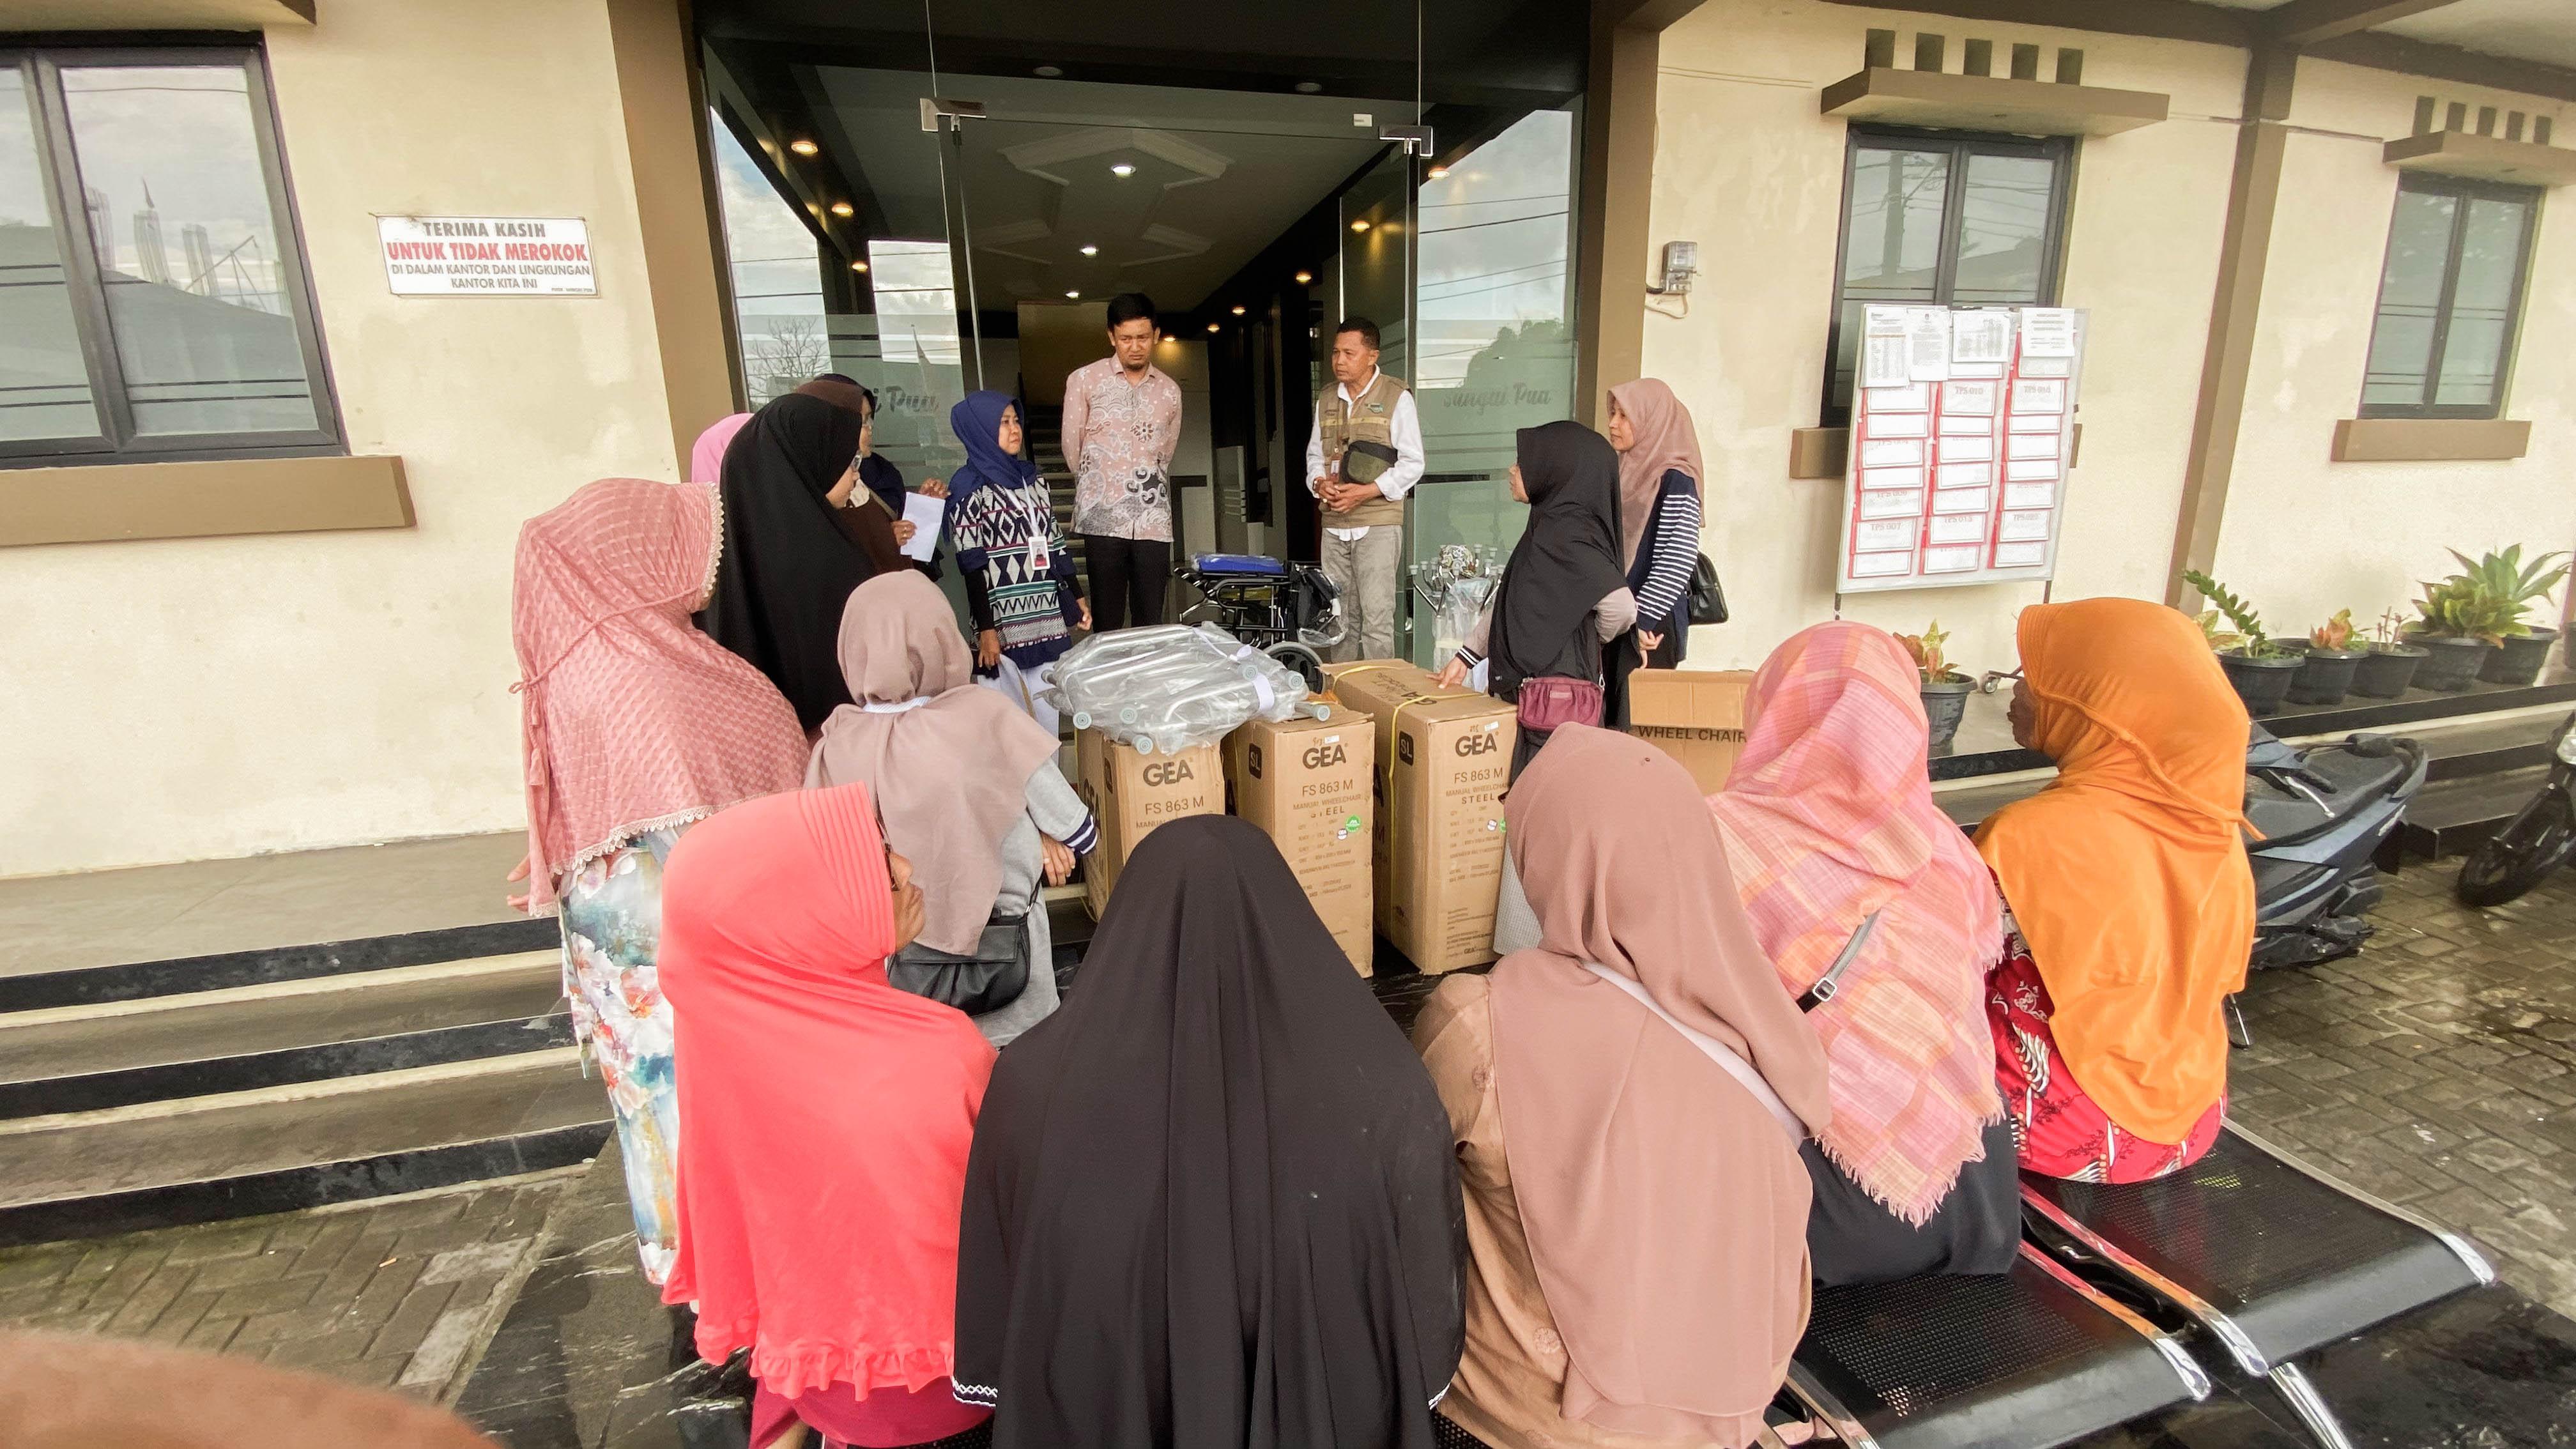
[2182,571,2301,657]
[1896,621,1968,684]
[2418,546,2570,643]
[2310,608,2361,652]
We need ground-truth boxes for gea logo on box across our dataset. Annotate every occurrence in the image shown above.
[1302,742,1347,769]
[1455,732,1498,757]
[1142,759,1197,786]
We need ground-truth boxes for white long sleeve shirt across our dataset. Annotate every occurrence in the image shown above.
[1306,369,1426,539]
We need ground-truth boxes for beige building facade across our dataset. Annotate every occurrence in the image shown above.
[7,0,2576,877]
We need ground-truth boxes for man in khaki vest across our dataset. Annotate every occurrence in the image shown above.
[1305,316,1425,661]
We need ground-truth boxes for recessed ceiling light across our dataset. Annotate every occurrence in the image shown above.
[1110,162,1137,177]
[1350,218,1370,232]
[1230,304,1246,315]
[1427,165,1449,179]
[850,259,869,273]
[1293,270,1313,284]
[1295,80,1322,93]
[788,138,818,156]
[1207,322,1220,332]
[1079,244,1098,256]
[829,201,854,217]
[1066,290,1081,299]
[1034,65,1063,78]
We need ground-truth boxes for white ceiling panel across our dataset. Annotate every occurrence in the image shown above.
[2379,0,2576,71]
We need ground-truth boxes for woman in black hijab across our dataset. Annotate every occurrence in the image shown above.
[1434,420,1636,776]
[696,390,891,732]
[953,815,1465,1449]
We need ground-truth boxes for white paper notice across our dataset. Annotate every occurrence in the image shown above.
[1995,540,2049,567]
[1855,518,1917,552]
[2005,457,2062,483]
[2007,431,2062,460]
[1997,509,2053,542]
[1943,379,1999,416]
[1862,465,1925,493]
[378,216,595,296]
[1851,551,1915,579]
[1860,488,1926,521]
[1940,412,1995,436]
[900,492,945,561]
[2020,307,2077,357]
[1870,411,1930,439]
[1952,310,2014,365]
[2008,411,2062,433]
[2004,481,2056,509]
[1865,304,1909,337]
[1906,307,1952,382]
[1860,438,1925,468]
[1943,434,1995,463]
[1928,512,1988,544]
[1862,337,1910,390]
[1936,460,1993,489]
[2011,378,2067,415]
[1933,487,1992,514]
[1949,361,2008,379]
[1868,381,1933,412]
[2019,356,2073,379]
[1922,544,1983,573]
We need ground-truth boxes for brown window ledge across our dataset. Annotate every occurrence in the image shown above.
[1,455,412,548]
[2333,418,2530,463]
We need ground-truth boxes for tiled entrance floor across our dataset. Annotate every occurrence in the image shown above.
[0,831,525,978]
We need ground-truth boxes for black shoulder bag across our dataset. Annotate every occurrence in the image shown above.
[1687,553,1729,627]
[887,912,1031,1017]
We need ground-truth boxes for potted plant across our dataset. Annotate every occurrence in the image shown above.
[2290,608,2370,707]
[2404,549,2557,691]
[2183,571,2304,717]
[2454,546,2570,686]
[2350,608,2430,698]
[1897,621,1975,751]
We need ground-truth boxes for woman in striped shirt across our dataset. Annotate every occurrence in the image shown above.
[1607,379,1703,678]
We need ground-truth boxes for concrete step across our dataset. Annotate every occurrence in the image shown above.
[2398,765,2553,862]
[0,950,565,1118]
[0,1050,606,1246]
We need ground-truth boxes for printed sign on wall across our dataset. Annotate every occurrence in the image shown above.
[377,216,595,296]
[1835,305,2086,594]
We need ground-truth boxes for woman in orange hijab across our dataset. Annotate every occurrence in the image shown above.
[1978,597,2253,1182]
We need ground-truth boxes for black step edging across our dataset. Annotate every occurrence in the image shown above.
[4,916,559,1014]
[0,1011,576,1120]
[0,1120,612,1249]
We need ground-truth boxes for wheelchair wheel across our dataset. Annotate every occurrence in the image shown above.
[1268,642,1326,693]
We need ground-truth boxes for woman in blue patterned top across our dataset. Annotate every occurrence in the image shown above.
[944,390,1087,733]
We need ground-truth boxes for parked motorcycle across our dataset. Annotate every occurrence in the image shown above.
[2244,727,2427,970]
[2455,712,2576,908]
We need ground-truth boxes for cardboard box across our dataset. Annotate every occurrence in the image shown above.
[1625,668,1756,792]
[1322,661,1516,973]
[1076,730,1223,919]
[1225,705,1375,974]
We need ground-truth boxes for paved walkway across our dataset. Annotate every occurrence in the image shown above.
[2230,857,2576,1317]
[0,1172,572,1399]
[1,857,2570,1422]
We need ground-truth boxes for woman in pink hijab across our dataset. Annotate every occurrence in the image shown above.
[510,477,808,1282]
[690,412,751,484]
[1414,725,1828,1449]
[1606,379,1703,677]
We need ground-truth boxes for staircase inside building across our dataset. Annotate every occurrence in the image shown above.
[1022,402,1083,579]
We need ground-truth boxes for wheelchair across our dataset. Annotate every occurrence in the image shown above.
[1173,553,1346,691]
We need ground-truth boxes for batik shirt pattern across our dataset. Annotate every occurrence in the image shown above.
[1063,356,1181,542]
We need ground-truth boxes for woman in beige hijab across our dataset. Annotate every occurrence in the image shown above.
[1414,724,1830,1449]
[808,569,1096,1045]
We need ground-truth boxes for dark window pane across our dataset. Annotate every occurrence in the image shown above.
[1841,146,1947,301]
[2359,188,2455,408]
[1953,152,2053,304]
[2433,194,2529,408]
[0,69,100,444]
[61,63,319,438]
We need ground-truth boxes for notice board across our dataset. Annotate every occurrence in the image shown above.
[1836,305,2086,594]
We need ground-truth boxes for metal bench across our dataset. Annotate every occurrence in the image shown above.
[2020,1123,2494,1449]
[1782,1241,2211,1448]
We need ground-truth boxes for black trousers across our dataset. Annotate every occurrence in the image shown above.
[1084,535,1170,631]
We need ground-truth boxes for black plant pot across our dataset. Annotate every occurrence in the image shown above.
[2350,645,2427,698]
[1922,677,1974,751]
[2479,627,2559,687]
[2218,650,2304,717]
[2288,648,2368,707]
[2411,634,2494,691]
